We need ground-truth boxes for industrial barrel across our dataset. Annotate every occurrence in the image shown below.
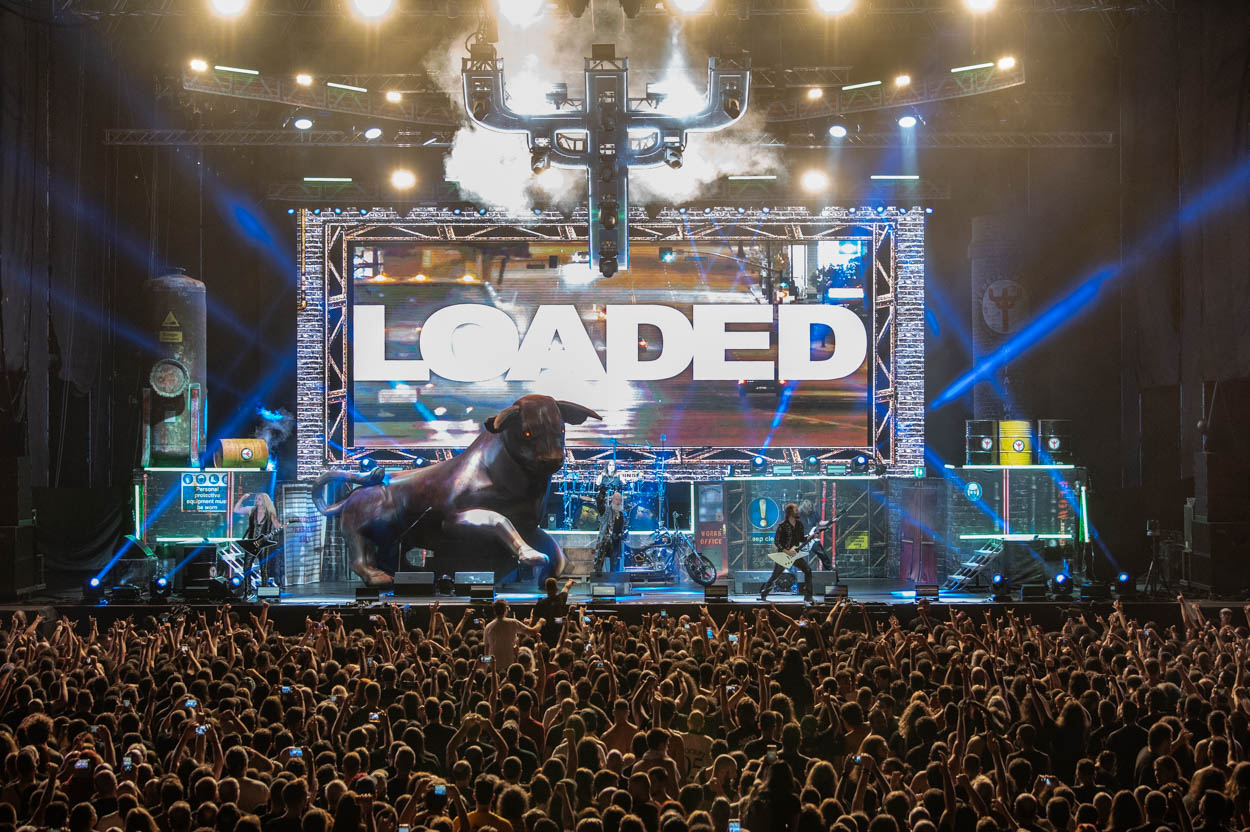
[998,420,1034,465]
[965,420,998,465]
[214,438,270,469]
[147,269,207,465]
[1037,419,1074,464]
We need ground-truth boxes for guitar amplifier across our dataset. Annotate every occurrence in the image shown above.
[733,570,773,594]
[393,571,435,597]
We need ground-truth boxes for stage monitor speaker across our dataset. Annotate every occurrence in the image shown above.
[810,571,837,597]
[591,583,618,598]
[1019,583,1047,601]
[733,570,772,595]
[110,584,144,603]
[704,583,729,601]
[394,571,435,597]
[1037,419,1074,464]
[915,583,939,598]
[455,571,495,596]
[256,586,280,600]
[1080,582,1112,601]
[830,584,849,599]
[965,420,998,465]
[469,585,494,601]
[356,586,380,600]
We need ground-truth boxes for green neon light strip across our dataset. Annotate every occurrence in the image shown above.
[842,80,882,90]
[215,65,259,75]
[327,81,368,92]
[951,62,994,73]
[959,533,1074,541]
[1080,485,1091,543]
[133,483,142,540]
[960,464,1076,470]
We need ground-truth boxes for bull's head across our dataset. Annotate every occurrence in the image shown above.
[484,395,601,475]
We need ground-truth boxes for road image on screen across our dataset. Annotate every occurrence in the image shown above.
[349,239,871,449]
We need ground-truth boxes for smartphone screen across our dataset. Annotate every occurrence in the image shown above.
[291,748,303,757]
[369,712,380,722]
[729,822,740,832]
[481,656,493,663]
[75,759,90,770]
[196,725,207,735]
[706,628,715,639]
[729,634,739,643]
[434,785,446,796]
[185,698,197,708]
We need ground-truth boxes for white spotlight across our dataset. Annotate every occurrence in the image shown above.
[894,74,911,87]
[390,169,416,190]
[806,87,824,101]
[828,124,847,138]
[498,0,545,24]
[385,90,403,103]
[800,170,830,192]
[364,127,383,140]
[814,0,853,13]
[293,116,314,130]
[295,73,313,86]
[898,115,917,128]
[209,0,247,17]
[671,0,711,12]
[349,0,395,20]
[997,56,1017,70]
[964,0,996,10]
[536,168,566,192]
[189,58,208,72]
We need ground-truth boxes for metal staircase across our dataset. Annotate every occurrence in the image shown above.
[944,539,1004,592]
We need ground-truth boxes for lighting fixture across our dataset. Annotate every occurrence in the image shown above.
[390,169,416,190]
[386,90,403,103]
[531,149,551,174]
[295,73,313,86]
[293,116,314,130]
[349,0,395,20]
[828,124,847,138]
[803,455,820,474]
[663,146,683,169]
[189,58,208,72]
[997,55,1017,70]
[894,74,911,87]
[499,0,545,24]
[897,115,917,128]
[964,0,996,10]
[806,87,824,101]
[800,169,829,192]
[670,0,710,10]
[208,0,247,17]
[364,127,383,140]
[814,0,853,13]
[750,455,767,474]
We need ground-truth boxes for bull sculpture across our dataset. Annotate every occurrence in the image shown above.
[313,395,601,586]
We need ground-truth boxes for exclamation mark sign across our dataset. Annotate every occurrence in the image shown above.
[758,499,768,527]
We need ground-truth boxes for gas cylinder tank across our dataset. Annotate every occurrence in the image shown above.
[146,269,207,465]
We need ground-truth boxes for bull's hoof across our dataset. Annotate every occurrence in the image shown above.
[518,547,550,567]
[354,564,394,587]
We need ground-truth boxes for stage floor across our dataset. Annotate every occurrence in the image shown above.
[280,578,989,607]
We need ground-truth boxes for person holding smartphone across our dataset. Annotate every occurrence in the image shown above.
[483,599,545,668]
[533,576,576,646]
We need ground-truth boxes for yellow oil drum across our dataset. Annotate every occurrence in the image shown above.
[213,438,269,469]
[997,420,1034,466]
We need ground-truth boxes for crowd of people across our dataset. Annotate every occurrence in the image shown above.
[2,586,1249,832]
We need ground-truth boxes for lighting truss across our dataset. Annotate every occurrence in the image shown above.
[296,207,925,480]
[182,67,458,127]
[104,127,1114,151]
[764,61,1025,122]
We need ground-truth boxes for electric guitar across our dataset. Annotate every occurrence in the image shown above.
[766,520,832,568]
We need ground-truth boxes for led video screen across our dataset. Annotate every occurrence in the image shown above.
[349,239,871,449]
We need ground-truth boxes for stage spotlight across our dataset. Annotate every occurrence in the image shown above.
[750,455,767,474]
[385,89,403,103]
[964,0,996,10]
[852,454,869,473]
[390,169,416,190]
[209,0,247,18]
[1051,572,1073,597]
[761,206,770,214]
[1116,571,1137,598]
[619,0,642,18]
[349,0,395,20]
[806,87,824,101]
[189,58,209,72]
[150,575,171,602]
[703,207,712,215]
[452,207,462,215]
[472,96,491,120]
[828,124,847,138]
[499,0,544,25]
[536,168,565,191]
[663,146,683,169]
[997,55,1017,70]
[800,170,830,192]
[990,573,1012,602]
[599,256,618,278]
[723,91,742,119]
[814,0,853,13]
[659,247,676,264]
[897,114,917,128]
[600,199,619,230]
[364,127,383,140]
[477,207,488,216]
[295,73,313,86]
[894,74,911,87]
[83,577,105,604]
[804,455,820,474]
[531,149,551,174]
[678,207,687,214]
[293,116,314,130]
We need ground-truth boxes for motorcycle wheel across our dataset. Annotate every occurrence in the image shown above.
[684,551,718,586]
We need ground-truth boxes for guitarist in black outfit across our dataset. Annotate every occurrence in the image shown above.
[760,503,814,604]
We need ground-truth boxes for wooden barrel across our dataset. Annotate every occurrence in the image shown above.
[965,420,998,465]
[997,420,1034,466]
[213,438,269,469]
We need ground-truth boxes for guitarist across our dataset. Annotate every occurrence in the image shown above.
[760,503,814,604]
